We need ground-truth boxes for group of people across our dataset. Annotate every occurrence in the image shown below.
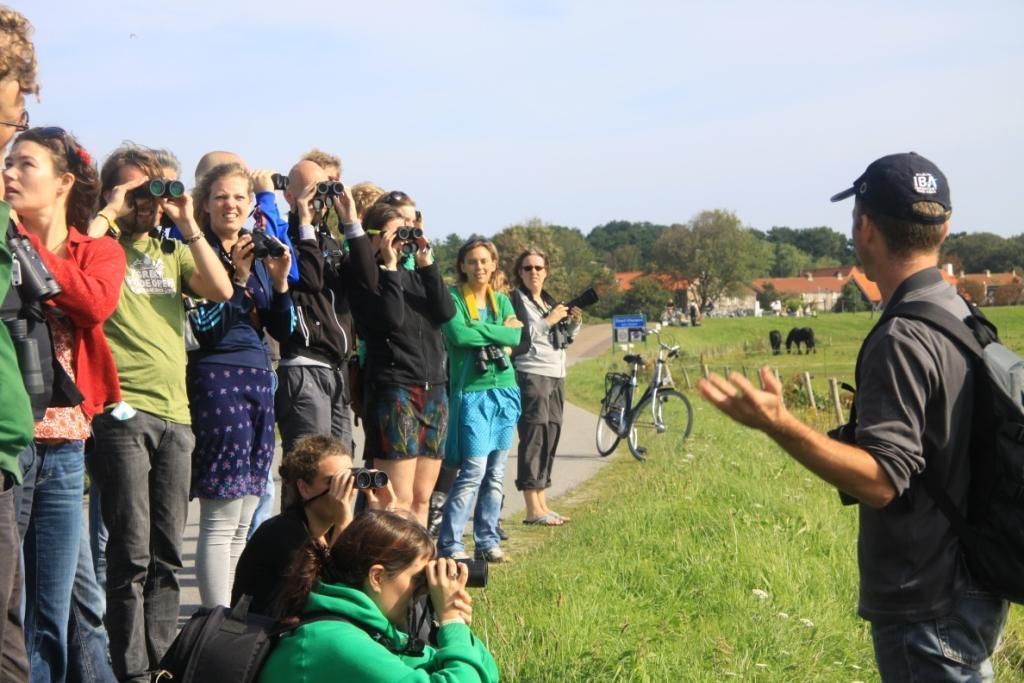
[1,6,1014,683]
[0,8,582,682]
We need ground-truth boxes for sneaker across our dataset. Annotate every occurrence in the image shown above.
[445,550,471,560]
[474,546,508,563]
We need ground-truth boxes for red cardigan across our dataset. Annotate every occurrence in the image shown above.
[20,225,126,418]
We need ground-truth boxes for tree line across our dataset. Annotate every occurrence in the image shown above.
[425,212,1023,319]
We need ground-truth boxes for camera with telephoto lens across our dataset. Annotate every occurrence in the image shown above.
[246,228,286,259]
[550,288,599,350]
[271,173,289,191]
[397,226,424,255]
[132,178,185,200]
[4,318,45,404]
[350,468,389,490]
[457,559,488,588]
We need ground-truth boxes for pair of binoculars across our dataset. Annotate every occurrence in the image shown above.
[351,468,389,490]
[132,178,185,200]
[271,173,289,191]
[397,226,424,255]
[316,181,345,197]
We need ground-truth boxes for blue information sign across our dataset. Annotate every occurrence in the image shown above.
[612,314,646,329]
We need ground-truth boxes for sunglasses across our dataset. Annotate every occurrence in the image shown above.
[380,190,411,205]
[521,265,545,272]
[0,109,29,132]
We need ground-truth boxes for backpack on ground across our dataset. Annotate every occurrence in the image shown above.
[860,298,1024,604]
[151,597,347,683]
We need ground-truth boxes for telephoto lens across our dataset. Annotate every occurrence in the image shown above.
[4,319,45,400]
[271,173,289,191]
[456,559,489,588]
[351,468,389,490]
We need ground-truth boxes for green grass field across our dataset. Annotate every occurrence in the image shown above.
[472,309,1024,682]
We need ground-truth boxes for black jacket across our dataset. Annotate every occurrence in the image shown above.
[348,262,455,388]
[280,214,377,367]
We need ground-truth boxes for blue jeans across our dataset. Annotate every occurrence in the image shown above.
[67,515,116,683]
[16,440,85,683]
[88,480,107,591]
[247,468,275,541]
[871,580,1009,682]
[437,448,509,556]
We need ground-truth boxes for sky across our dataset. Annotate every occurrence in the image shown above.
[17,0,1024,238]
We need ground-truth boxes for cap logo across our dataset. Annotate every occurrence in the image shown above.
[858,181,868,194]
[913,173,938,194]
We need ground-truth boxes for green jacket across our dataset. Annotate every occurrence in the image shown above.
[442,287,521,466]
[0,202,35,480]
[259,582,499,683]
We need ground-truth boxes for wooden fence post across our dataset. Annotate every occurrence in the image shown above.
[828,378,843,425]
[803,372,817,410]
[681,367,692,390]
[701,364,710,379]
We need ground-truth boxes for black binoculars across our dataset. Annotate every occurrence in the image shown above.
[132,178,185,200]
[8,234,62,303]
[315,181,345,197]
[247,228,286,259]
[397,226,424,255]
[473,345,509,374]
[271,173,289,191]
[351,468,389,490]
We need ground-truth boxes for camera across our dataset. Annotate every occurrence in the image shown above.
[397,226,423,255]
[8,234,62,303]
[246,228,286,259]
[549,288,600,350]
[457,559,488,588]
[132,178,185,200]
[350,468,389,490]
[271,173,289,191]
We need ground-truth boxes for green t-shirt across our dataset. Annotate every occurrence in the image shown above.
[0,201,35,480]
[104,235,198,424]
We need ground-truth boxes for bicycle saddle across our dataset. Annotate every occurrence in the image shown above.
[623,354,644,365]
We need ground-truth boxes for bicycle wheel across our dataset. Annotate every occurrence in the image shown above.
[627,389,694,461]
[595,402,623,456]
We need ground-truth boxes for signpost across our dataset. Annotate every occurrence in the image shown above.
[612,314,647,346]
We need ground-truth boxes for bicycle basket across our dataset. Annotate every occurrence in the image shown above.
[604,372,631,409]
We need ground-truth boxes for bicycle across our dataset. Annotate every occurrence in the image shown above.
[595,327,694,461]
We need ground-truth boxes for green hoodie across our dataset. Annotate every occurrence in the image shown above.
[259,582,499,683]
[0,202,35,481]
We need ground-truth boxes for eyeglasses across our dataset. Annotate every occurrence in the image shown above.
[0,109,29,132]
[521,265,545,272]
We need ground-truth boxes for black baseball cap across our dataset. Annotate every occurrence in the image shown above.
[830,152,951,224]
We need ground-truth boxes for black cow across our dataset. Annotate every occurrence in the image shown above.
[786,327,816,354]
[769,330,782,355]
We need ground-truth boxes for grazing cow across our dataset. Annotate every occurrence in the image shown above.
[786,327,816,354]
[769,330,782,355]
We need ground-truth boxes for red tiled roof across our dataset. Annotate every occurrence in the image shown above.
[959,272,1021,286]
[751,276,847,295]
[615,271,690,292]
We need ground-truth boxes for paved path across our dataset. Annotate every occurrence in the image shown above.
[177,324,614,615]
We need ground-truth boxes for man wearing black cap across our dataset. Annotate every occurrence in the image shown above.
[699,153,1008,680]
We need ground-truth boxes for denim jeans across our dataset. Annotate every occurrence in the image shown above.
[16,440,85,683]
[88,480,108,591]
[67,515,116,683]
[0,470,29,682]
[88,410,192,683]
[247,469,275,541]
[437,448,510,556]
[871,580,1009,682]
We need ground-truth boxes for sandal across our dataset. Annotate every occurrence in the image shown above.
[550,512,571,523]
[523,512,564,526]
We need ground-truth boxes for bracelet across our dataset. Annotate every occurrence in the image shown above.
[182,233,204,246]
[439,617,466,627]
[233,275,249,287]
[98,212,120,238]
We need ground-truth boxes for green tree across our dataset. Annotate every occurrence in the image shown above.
[942,232,1022,273]
[833,280,871,312]
[620,275,670,321]
[653,210,767,310]
[767,225,855,265]
[770,242,812,277]
[586,220,668,265]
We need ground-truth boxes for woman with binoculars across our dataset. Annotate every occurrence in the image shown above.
[348,196,454,528]
[186,162,295,608]
[510,248,581,526]
[261,510,498,682]
[437,239,524,563]
[3,126,126,681]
